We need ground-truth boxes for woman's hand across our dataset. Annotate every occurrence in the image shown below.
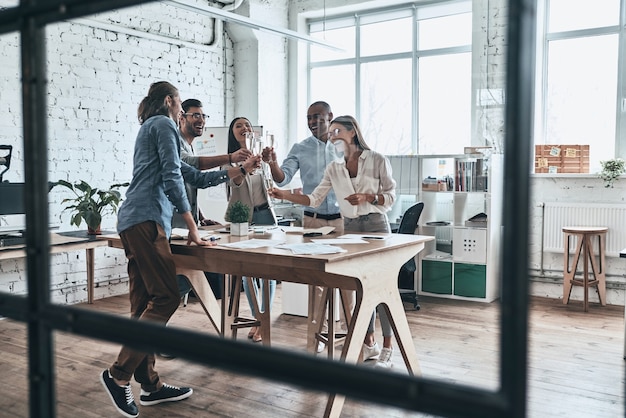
[345,193,369,206]
[241,155,261,174]
[268,187,286,199]
[261,146,276,163]
[231,148,252,164]
[187,228,216,247]
[268,188,310,206]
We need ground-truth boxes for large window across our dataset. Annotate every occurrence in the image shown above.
[536,0,624,172]
[308,1,472,155]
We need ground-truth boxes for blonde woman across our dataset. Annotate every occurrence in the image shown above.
[270,115,396,368]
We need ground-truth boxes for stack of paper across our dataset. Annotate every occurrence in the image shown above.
[171,228,217,241]
[276,243,346,255]
[282,226,335,236]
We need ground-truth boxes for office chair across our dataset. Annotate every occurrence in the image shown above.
[397,202,424,310]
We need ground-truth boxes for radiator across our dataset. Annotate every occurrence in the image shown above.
[542,202,626,256]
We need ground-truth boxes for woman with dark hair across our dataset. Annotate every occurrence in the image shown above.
[269,115,397,369]
[223,116,276,343]
[100,82,258,418]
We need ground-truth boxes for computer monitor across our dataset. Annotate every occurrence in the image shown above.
[0,182,25,215]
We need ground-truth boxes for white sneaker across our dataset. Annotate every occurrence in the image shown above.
[375,347,393,369]
[362,342,381,361]
[316,341,326,353]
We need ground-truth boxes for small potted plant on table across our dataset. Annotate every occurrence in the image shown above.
[225,200,250,236]
[49,179,128,234]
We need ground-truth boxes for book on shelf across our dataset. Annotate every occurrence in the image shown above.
[455,158,487,192]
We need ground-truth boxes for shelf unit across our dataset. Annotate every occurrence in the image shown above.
[417,154,502,302]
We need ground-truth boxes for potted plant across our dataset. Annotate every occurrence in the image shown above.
[49,179,129,234]
[225,200,250,236]
[599,158,625,188]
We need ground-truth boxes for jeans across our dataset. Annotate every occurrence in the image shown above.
[243,277,276,318]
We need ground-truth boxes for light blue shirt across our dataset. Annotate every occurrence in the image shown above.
[276,135,340,215]
[117,115,229,238]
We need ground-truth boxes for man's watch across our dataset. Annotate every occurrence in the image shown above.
[371,195,379,205]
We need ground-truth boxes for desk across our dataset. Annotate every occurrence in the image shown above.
[109,230,433,418]
[0,232,111,303]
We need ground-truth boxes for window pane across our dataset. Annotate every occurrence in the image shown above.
[418,53,471,155]
[548,0,619,32]
[310,65,356,116]
[360,59,412,155]
[360,17,412,57]
[419,12,472,50]
[310,27,355,62]
[545,35,618,171]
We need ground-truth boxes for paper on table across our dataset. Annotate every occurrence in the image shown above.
[171,228,216,240]
[310,238,368,244]
[220,239,284,249]
[275,243,346,255]
[252,225,279,233]
[337,233,391,241]
[282,226,335,235]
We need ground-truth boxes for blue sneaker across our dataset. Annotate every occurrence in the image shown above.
[100,369,138,418]
[140,383,193,406]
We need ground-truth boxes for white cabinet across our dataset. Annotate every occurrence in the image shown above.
[417,154,502,302]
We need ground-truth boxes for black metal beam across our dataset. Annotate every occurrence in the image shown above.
[500,0,537,417]
[0,0,154,35]
[20,2,55,415]
[44,303,509,417]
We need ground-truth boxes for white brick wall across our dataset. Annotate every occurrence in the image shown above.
[0,2,235,303]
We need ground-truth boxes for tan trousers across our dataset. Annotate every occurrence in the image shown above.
[303,214,354,330]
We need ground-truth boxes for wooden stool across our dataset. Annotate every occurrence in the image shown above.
[313,287,352,359]
[562,226,608,312]
[224,275,270,346]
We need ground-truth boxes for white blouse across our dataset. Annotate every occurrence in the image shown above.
[307,150,396,219]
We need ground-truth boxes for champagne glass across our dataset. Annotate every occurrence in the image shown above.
[266,132,275,163]
[255,136,264,156]
[264,176,274,192]
[262,164,275,205]
[246,131,255,152]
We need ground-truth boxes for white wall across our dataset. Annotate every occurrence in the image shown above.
[0,2,235,303]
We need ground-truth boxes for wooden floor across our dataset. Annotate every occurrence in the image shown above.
[1,285,624,417]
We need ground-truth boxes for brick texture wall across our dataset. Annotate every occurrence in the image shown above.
[0,3,234,303]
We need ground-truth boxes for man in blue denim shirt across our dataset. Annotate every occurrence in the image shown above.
[171,98,251,229]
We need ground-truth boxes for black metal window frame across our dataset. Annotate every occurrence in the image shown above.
[0,1,533,417]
